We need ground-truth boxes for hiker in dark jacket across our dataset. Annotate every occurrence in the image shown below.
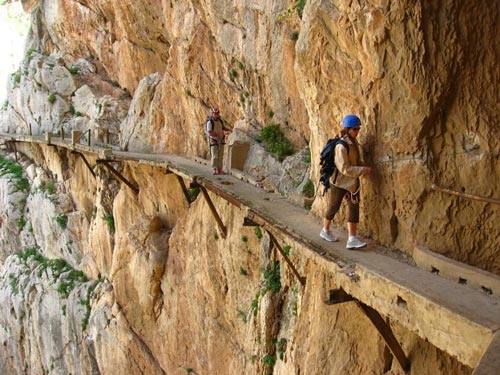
[206,107,231,175]
[319,114,373,249]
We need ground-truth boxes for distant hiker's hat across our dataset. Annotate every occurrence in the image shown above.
[342,114,361,128]
[212,107,220,114]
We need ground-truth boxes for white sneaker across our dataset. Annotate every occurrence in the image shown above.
[346,237,367,250]
[320,228,338,242]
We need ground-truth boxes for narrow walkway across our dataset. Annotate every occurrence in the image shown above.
[2,133,499,373]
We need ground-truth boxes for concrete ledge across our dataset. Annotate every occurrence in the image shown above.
[413,245,500,297]
[472,331,500,375]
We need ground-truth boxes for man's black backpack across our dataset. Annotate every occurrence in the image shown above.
[319,136,349,195]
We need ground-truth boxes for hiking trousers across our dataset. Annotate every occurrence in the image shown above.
[210,142,224,171]
[325,185,360,223]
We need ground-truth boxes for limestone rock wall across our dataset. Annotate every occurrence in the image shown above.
[0,0,499,373]
[4,0,497,271]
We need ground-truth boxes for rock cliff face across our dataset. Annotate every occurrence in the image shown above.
[0,0,498,374]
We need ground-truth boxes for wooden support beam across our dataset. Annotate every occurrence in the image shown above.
[96,160,139,194]
[176,175,192,204]
[267,230,306,286]
[200,186,227,238]
[356,301,411,373]
[72,151,96,179]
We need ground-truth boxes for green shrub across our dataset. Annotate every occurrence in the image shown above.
[302,179,315,198]
[187,187,200,202]
[68,66,79,74]
[283,245,291,255]
[290,31,299,40]
[102,212,115,234]
[17,217,26,229]
[254,227,263,239]
[276,338,287,359]
[263,262,281,293]
[48,93,57,104]
[0,155,30,193]
[263,353,276,368]
[296,0,306,18]
[39,180,56,195]
[54,214,68,229]
[259,124,294,159]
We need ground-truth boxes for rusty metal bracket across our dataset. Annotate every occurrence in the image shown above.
[324,288,355,305]
[176,175,192,204]
[356,301,410,372]
[267,230,306,286]
[243,217,259,226]
[71,151,96,179]
[96,159,139,194]
[324,288,410,373]
[200,186,227,238]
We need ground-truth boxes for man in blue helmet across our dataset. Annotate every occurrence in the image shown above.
[319,114,373,249]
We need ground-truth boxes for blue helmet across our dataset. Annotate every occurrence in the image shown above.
[342,114,361,128]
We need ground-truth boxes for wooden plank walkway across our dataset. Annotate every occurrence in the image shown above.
[2,133,500,373]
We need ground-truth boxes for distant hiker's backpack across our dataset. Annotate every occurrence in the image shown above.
[319,136,349,195]
[205,116,215,140]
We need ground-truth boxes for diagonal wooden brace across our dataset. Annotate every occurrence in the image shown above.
[324,288,410,373]
[356,301,410,372]
[72,151,96,179]
[97,160,139,194]
[200,186,227,238]
[176,175,192,204]
[267,230,306,286]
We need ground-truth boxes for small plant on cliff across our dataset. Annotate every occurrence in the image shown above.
[262,353,276,368]
[262,262,281,293]
[81,279,103,330]
[290,31,299,40]
[54,214,68,230]
[39,180,56,195]
[0,154,30,193]
[68,66,79,75]
[25,48,37,64]
[187,186,200,202]
[276,338,287,360]
[254,227,263,239]
[102,212,115,234]
[283,245,291,255]
[9,273,19,295]
[302,179,314,198]
[259,124,294,160]
[17,217,26,230]
[278,0,307,21]
[47,93,57,104]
